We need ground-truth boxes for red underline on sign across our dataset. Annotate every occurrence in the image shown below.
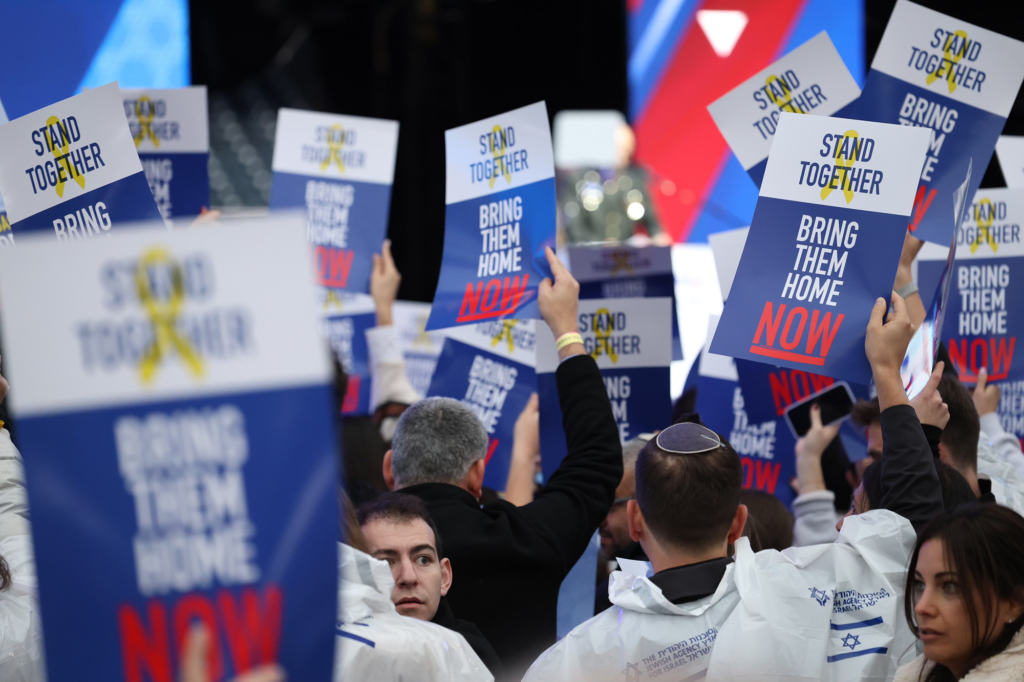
[750,345,826,366]
[456,308,517,323]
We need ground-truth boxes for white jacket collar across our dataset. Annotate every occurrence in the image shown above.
[338,543,397,623]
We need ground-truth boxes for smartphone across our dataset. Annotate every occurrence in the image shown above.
[784,382,856,439]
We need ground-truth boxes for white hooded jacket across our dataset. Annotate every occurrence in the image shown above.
[0,429,44,682]
[334,543,493,682]
[523,510,918,682]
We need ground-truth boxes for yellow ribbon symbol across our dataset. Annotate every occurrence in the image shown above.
[821,130,859,205]
[136,247,205,384]
[323,289,344,312]
[926,30,969,94]
[590,308,618,364]
[970,198,999,254]
[0,214,10,234]
[133,96,160,148]
[491,320,518,353]
[488,124,513,189]
[320,124,347,173]
[45,116,86,198]
[765,75,804,114]
[610,250,634,275]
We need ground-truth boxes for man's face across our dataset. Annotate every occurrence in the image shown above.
[599,472,635,559]
[362,517,452,621]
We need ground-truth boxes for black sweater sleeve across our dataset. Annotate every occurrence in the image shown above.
[921,424,942,460]
[878,404,943,532]
[518,354,623,572]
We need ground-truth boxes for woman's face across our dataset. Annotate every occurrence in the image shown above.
[912,539,1024,676]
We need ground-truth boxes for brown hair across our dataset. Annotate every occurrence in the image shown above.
[851,398,880,427]
[739,489,793,551]
[904,505,1024,681]
[340,489,369,553]
[936,376,980,473]
[635,433,742,552]
[357,492,444,559]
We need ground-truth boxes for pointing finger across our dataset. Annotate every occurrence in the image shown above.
[924,360,944,395]
[976,366,988,392]
[544,246,569,281]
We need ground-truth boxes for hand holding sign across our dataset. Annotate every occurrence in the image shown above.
[182,623,285,682]
[0,355,7,406]
[972,367,1001,417]
[538,247,581,345]
[371,239,402,326]
[910,361,950,429]
[866,292,915,409]
[794,405,841,495]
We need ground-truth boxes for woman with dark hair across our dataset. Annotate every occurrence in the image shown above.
[895,505,1024,681]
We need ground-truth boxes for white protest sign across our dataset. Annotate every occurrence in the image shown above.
[708,226,749,301]
[707,31,861,185]
[271,109,399,184]
[996,136,1024,189]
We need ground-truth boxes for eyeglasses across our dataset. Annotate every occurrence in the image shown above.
[612,496,634,505]
[655,422,723,455]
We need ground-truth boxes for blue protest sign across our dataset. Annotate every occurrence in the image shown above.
[920,188,1024,442]
[121,87,210,224]
[537,298,672,480]
[0,82,164,240]
[392,301,448,397]
[695,316,740,435]
[569,245,682,361]
[838,0,1024,245]
[270,109,399,294]
[0,216,338,681]
[708,31,862,188]
[425,321,537,491]
[711,112,931,385]
[319,292,376,416]
[426,101,556,330]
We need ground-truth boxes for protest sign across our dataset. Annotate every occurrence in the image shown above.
[426,101,556,330]
[708,31,862,188]
[392,301,447,397]
[839,0,1024,244]
[568,244,681,360]
[711,112,931,385]
[121,86,209,223]
[319,293,376,415]
[695,316,739,434]
[270,109,399,293]
[0,97,10,247]
[425,320,537,490]
[0,82,164,241]
[536,298,672,480]
[996,136,1024,189]
[708,226,749,301]
[0,216,338,681]
[919,187,1024,442]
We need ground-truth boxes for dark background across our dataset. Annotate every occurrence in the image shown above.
[190,0,1024,302]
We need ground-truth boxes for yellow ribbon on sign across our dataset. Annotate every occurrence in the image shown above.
[926,30,969,94]
[45,116,86,198]
[491,320,518,353]
[765,75,805,114]
[133,96,160,148]
[136,247,206,384]
[970,198,999,254]
[820,130,859,205]
[320,124,347,173]
[323,289,344,312]
[590,308,618,364]
[610,251,634,275]
[488,124,513,189]
[0,214,10,234]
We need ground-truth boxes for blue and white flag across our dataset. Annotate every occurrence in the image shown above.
[319,292,376,416]
[0,216,338,681]
[920,187,1024,442]
[839,0,1024,244]
[569,244,682,361]
[121,86,210,223]
[708,31,862,188]
[392,301,448,397]
[270,109,399,293]
[711,112,931,385]
[426,101,556,330]
[0,82,164,241]
[537,298,672,480]
[426,321,537,490]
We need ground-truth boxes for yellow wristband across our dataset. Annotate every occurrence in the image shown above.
[556,333,584,351]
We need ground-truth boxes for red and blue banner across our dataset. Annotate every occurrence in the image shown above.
[319,293,377,416]
[711,113,931,385]
[0,217,338,682]
[426,102,556,330]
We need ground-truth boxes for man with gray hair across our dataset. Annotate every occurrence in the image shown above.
[382,248,623,679]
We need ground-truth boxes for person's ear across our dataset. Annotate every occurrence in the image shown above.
[383,450,396,490]
[727,504,749,546]
[937,442,953,467]
[440,557,452,597]
[462,459,485,499]
[627,499,645,543]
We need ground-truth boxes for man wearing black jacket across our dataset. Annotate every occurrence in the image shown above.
[382,247,623,678]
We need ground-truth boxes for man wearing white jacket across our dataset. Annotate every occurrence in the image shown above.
[523,293,944,682]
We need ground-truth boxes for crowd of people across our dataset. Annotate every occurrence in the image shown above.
[0,231,1023,682]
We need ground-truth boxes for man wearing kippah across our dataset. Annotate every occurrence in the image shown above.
[523,292,944,682]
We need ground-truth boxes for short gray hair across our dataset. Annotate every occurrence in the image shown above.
[391,397,489,486]
[622,438,644,471]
